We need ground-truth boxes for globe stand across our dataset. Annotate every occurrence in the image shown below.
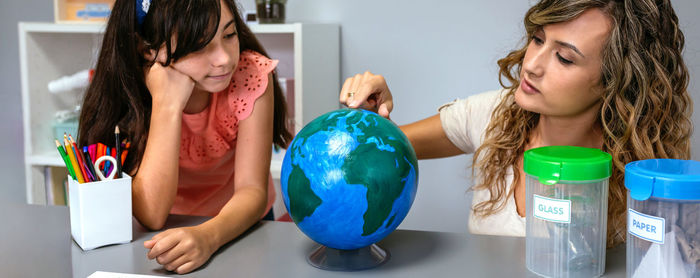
[307,243,390,271]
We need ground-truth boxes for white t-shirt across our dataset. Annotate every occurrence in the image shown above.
[438,89,526,237]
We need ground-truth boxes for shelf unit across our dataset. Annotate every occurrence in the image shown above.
[19,22,340,205]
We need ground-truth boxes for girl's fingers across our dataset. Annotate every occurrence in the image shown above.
[156,244,187,266]
[175,261,198,275]
[147,234,179,259]
[143,239,156,249]
[163,254,189,272]
[143,228,169,249]
[150,229,170,241]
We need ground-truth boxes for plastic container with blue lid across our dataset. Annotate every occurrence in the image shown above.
[625,159,700,278]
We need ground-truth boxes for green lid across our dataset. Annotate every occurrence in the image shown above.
[524,146,612,185]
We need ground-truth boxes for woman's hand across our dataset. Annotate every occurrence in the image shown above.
[144,225,218,274]
[144,54,196,112]
[339,71,394,118]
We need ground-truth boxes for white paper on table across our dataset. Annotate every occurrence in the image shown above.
[87,271,166,278]
[632,230,690,278]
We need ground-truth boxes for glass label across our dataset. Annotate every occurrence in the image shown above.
[533,194,571,223]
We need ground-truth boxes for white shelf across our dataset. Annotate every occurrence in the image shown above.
[270,159,282,179]
[19,22,339,204]
[19,22,106,33]
[27,153,65,167]
[19,22,302,34]
[250,23,300,33]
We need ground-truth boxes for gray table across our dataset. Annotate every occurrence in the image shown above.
[0,204,626,277]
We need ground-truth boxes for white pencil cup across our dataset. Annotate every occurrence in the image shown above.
[68,173,132,251]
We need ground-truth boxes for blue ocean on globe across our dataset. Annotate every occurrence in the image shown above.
[281,109,419,250]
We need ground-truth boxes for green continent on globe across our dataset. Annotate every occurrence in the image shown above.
[285,116,327,224]
[340,111,415,236]
[343,143,410,236]
[287,162,322,223]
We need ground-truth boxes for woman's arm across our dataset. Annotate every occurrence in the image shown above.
[401,114,465,159]
[340,71,464,159]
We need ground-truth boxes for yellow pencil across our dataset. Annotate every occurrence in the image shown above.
[65,138,84,183]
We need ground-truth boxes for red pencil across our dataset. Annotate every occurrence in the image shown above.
[121,141,130,165]
[69,135,90,182]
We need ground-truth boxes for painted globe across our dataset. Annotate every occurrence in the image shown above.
[281,109,419,250]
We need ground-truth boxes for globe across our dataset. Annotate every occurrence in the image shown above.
[280,108,419,251]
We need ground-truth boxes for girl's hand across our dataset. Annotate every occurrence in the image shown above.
[144,226,218,274]
[339,71,394,118]
[144,57,196,112]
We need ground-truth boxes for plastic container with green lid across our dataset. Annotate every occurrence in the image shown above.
[524,146,612,278]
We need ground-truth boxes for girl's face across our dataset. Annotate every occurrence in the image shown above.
[170,0,240,93]
[514,8,612,118]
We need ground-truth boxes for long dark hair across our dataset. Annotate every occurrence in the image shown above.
[79,0,292,174]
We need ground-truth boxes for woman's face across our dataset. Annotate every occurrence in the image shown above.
[170,0,240,93]
[514,8,612,118]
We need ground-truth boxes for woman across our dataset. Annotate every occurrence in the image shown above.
[340,0,691,247]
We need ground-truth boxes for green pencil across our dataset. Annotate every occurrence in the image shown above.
[55,139,76,180]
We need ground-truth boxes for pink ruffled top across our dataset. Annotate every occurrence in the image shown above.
[173,50,278,217]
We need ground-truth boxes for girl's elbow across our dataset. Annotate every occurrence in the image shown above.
[135,207,169,230]
[131,177,175,230]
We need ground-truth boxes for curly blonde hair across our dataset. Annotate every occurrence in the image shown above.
[472,0,692,248]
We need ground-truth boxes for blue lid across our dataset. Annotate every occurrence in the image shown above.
[625,159,700,201]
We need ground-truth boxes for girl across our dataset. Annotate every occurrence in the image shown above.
[78,0,292,274]
[340,0,691,248]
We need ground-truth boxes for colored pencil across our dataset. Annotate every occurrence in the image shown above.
[121,141,130,165]
[98,143,106,159]
[110,147,117,176]
[82,159,95,182]
[115,126,122,178]
[96,142,105,175]
[64,138,84,183]
[88,144,97,162]
[69,135,90,182]
[105,146,111,176]
[55,139,76,180]
[64,133,82,182]
[83,146,98,181]
[70,135,93,182]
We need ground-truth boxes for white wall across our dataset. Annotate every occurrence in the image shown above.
[1,1,698,232]
[0,0,53,204]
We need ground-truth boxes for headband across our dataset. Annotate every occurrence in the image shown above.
[136,0,151,26]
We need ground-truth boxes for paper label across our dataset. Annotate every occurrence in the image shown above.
[628,208,665,244]
[533,194,571,223]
